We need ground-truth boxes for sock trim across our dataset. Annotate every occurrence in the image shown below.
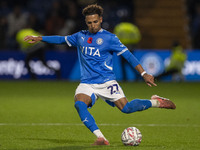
[150,100,160,107]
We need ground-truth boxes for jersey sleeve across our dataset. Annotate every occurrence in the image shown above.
[121,50,140,67]
[109,35,128,56]
[42,36,66,44]
[65,32,79,47]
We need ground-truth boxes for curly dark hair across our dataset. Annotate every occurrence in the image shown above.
[82,4,103,17]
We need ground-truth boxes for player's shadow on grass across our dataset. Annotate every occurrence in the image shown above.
[21,138,111,150]
[24,138,78,144]
[36,146,111,150]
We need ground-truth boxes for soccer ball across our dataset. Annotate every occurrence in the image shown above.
[121,127,142,146]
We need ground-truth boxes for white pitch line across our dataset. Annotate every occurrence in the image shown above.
[0,123,199,127]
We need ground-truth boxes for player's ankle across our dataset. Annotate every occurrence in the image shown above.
[150,100,160,107]
[93,129,107,141]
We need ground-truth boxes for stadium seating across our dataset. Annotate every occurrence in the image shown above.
[134,0,191,49]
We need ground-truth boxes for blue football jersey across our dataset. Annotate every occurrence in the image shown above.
[65,29,128,84]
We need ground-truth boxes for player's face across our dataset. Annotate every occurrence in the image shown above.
[85,14,102,33]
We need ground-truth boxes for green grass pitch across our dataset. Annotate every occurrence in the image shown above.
[0,81,199,150]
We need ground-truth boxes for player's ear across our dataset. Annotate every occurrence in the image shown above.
[85,18,88,26]
[100,16,103,23]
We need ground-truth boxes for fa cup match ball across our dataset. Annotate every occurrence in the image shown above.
[121,127,142,146]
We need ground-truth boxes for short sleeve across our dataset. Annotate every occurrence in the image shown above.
[65,32,79,47]
[110,35,128,56]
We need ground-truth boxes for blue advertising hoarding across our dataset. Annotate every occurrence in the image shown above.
[0,50,199,81]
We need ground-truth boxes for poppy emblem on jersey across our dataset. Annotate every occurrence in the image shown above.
[87,37,93,44]
[96,38,103,45]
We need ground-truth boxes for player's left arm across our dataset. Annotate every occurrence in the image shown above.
[121,50,157,87]
[110,35,156,87]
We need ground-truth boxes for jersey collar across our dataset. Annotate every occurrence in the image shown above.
[98,28,103,32]
[88,28,103,35]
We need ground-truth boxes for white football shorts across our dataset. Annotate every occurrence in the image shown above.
[75,80,125,107]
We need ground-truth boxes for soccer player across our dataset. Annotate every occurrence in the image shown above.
[24,4,176,146]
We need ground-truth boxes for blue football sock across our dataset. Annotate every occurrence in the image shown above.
[74,101,99,132]
[121,99,152,114]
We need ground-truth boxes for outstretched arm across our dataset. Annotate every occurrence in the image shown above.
[24,36,42,43]
[121,50,157,87]
[24,36,66,44]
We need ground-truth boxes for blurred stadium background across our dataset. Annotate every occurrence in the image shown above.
[0,0,199,81]
[0,1,200,150]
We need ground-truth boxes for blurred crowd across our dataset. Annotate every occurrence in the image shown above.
[1,0,200,50]
[187,0,200,49]
[0,0,134,50]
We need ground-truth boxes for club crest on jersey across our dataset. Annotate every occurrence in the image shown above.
[96,38,103,45]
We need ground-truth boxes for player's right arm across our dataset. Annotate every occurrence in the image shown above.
[24,36,66,44]
[24,36,42,43]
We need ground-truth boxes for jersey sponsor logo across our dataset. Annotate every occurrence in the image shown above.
[96,38,103,45]
[87,37,93,44]
[81,46,101,57]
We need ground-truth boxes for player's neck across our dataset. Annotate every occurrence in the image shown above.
[89,28,103,34]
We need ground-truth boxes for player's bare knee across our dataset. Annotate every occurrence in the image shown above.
[114,97,128,111]
[75,94,92,104]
